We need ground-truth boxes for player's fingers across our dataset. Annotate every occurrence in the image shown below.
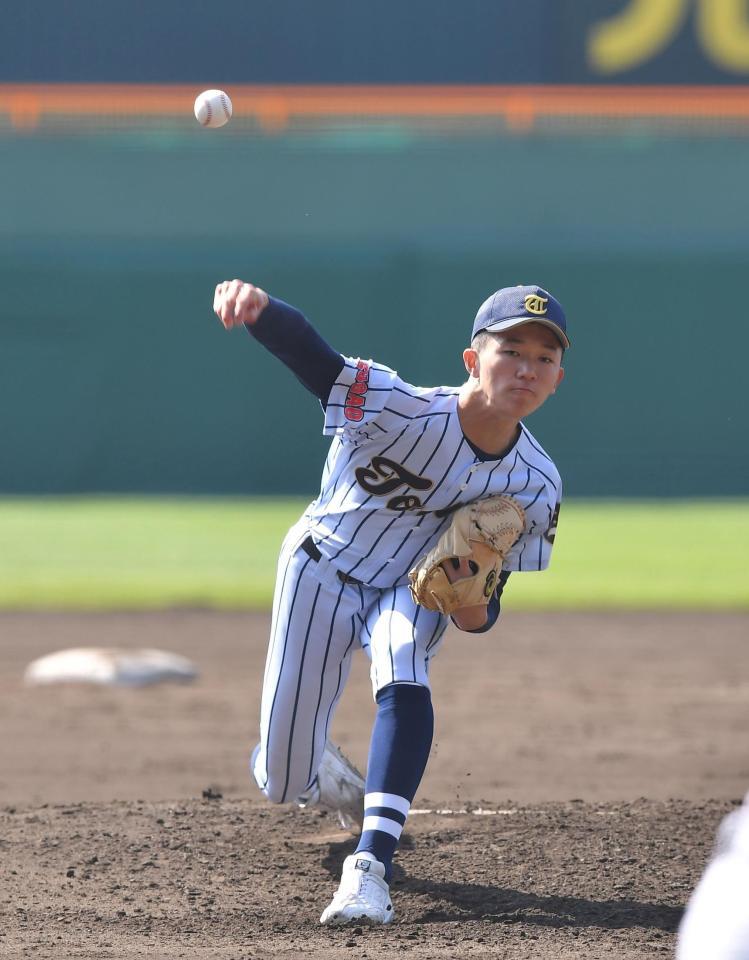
[442,557,473,583]
[229,279,247,305]
[213,282,227,319]
[225,281,251,329]
[214,278,266,329]
[232,284,254,325]
[234,284,268,326]
[214,281,234,327]
[220,279,249,328]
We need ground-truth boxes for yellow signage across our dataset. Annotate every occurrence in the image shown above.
[589,0,749,74]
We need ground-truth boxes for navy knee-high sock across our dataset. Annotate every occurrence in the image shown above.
[355,682,434,881]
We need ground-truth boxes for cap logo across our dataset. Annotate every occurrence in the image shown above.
[524,294,548,316]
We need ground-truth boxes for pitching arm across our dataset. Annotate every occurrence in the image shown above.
[248,297,345,403]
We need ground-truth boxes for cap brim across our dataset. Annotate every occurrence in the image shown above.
[483,316,570,349]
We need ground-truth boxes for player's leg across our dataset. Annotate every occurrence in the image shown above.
[357,587,446,869]
[251,532,364,811]
[320,587,446,925]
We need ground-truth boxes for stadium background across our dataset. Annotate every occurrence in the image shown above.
[2,0,748,497]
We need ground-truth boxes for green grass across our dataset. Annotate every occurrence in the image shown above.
[0,497,747,611]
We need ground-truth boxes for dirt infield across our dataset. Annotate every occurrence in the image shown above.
[1,610,748,957]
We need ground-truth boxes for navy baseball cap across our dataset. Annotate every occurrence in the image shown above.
[471,285,570,349]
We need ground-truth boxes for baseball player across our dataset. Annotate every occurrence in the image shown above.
[213,279,568,925]
[677,793,749,959]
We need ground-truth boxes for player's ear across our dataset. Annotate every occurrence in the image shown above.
[463,347,480,379]
[551,366,565,393]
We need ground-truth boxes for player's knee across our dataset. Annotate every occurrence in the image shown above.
[256,770,308,805]
[251,748,309,805]
[260,779,291,805]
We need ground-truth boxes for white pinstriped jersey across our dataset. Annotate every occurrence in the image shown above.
[303,356,562,588]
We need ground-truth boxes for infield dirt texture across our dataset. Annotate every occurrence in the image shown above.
[2,611,747,958]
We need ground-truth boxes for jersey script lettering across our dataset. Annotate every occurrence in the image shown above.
[355,455,433,511]
[544,501,561,544]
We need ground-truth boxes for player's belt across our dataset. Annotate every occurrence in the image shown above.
[300,535,363,587]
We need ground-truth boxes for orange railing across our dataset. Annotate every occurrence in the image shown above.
[2,83,749,132]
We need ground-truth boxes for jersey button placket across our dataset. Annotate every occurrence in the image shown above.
[459,463,477,492]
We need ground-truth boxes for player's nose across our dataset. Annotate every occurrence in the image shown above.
[516,361,536,379]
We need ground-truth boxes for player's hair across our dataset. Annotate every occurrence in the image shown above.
[470,331,492,353]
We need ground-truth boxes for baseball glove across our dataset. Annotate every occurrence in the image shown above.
[408,496,526,615]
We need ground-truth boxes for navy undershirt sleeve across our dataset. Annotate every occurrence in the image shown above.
[245,296,345,404]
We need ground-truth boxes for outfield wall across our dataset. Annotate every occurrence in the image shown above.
[1,127,747,497]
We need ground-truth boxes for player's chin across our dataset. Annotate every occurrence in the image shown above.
[501,390,543,417]
[493,401,532,423]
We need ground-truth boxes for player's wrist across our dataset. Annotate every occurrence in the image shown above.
[451,604,489,632]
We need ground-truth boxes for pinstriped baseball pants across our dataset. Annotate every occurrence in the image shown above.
[252,522,447,805]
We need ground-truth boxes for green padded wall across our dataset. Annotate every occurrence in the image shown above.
[1,130,746,496]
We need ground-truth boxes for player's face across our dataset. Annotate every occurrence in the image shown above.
[465,323,565,418]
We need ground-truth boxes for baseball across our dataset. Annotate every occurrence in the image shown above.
[193,89,233,128]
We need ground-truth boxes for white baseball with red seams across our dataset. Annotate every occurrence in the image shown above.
[193,89,233,128]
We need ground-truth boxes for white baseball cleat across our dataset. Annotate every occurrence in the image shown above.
[298,740,365,833]
[320,852,394,926]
